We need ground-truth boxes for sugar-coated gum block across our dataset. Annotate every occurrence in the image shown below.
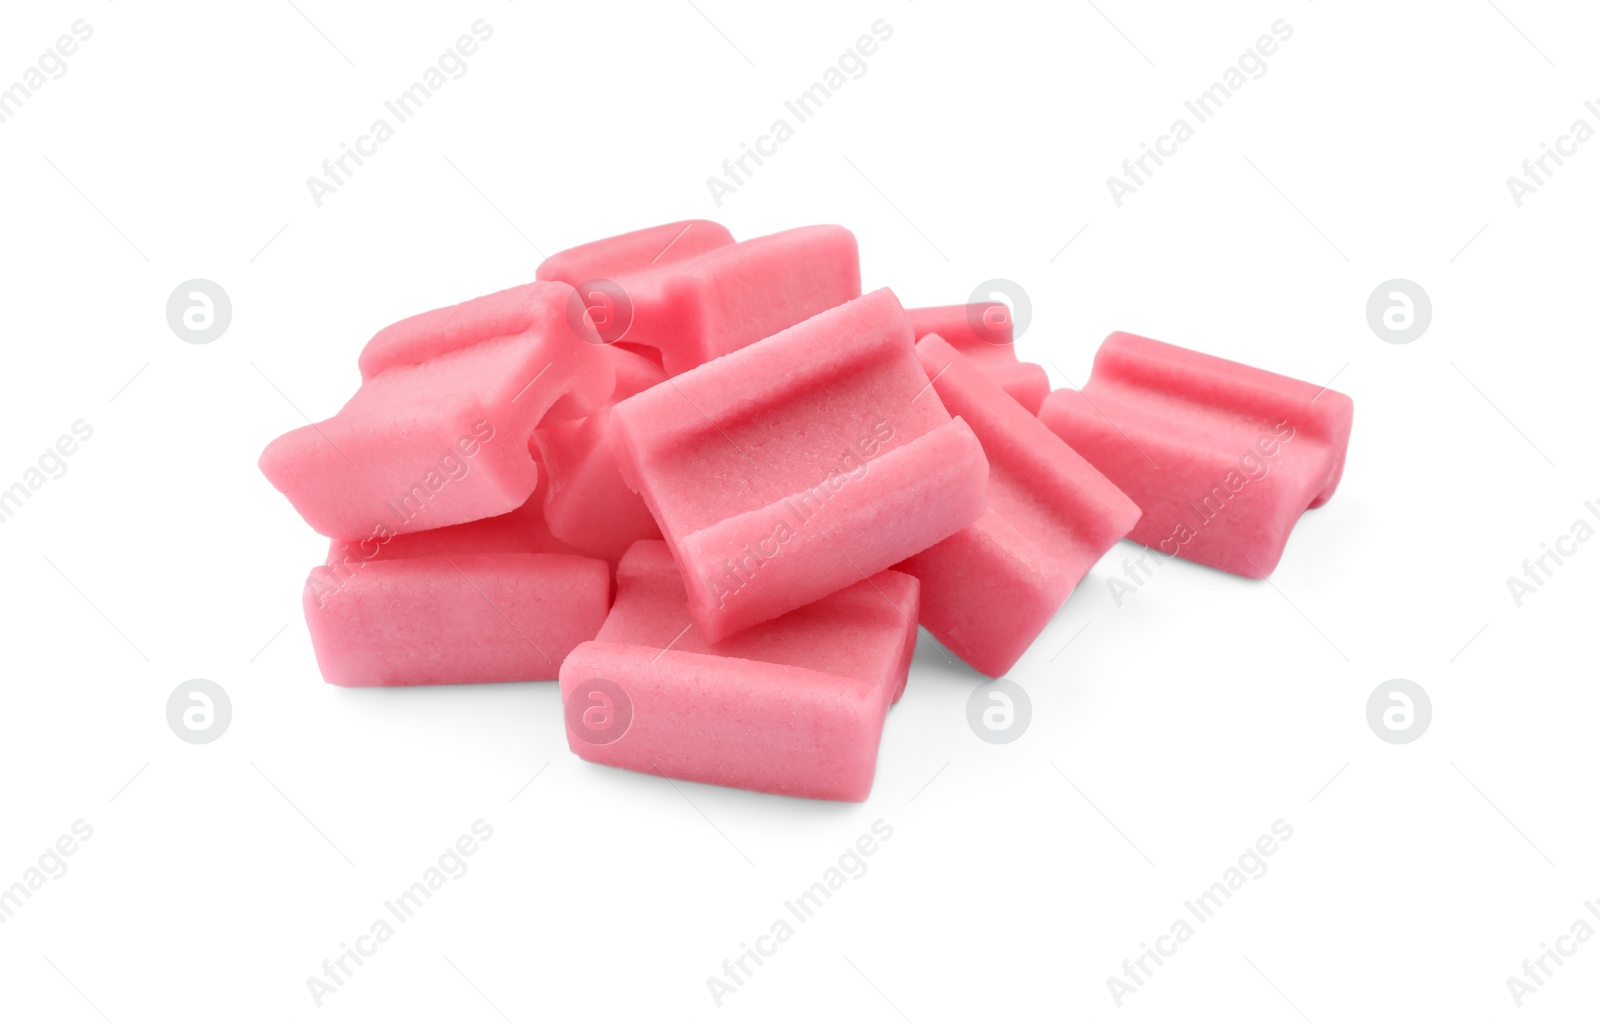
[539,223,861,375]
[609,288,990,642]
[561,543,918,801]
[907,303,1050,414]
[305,552,610,687]
[259,282,614,540]
[895,336,1141,676]
[1037,332,1354,578]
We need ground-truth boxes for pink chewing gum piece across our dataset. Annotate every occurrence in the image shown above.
[907,303,1050,414]
[534,346,666,560]
[356,280,615,422]
[259,283,614,539]
[534,219,735,284]
[559,542,917,800]
[594,342,667,400]
[329,450,584,564]
[895,336,1141,677]
[1037,332,1354,578]
[609,288,990,643]
[537,407,663,560]
[541,224,861,375]
[304,552,610,687]
[597,540,918,702]
[560,647,888,802]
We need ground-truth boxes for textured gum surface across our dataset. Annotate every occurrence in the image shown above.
[535,220,735,286]
[559,537,916,798]
[907,303,1049,413]
[896,336,1140,676]
[260,285,613,539]
[598,540,918,702]
[305,552,610,687]
[1037,332,1353,577]
[609,288,989,641]
[542,224,861,375]
[560,642,891,802]
[535,345,666,560]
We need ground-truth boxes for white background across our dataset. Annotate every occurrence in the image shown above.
[1,1,1596,1020]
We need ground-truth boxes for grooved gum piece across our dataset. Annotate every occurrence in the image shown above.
[1037,332,1354,578]
[304,552,610,687]
[259,282,613,539]
[559,542,919,800]
[539,223,861,375]
[609,288,989,642]
[907,303,1050,414]
[895,336,1141,676]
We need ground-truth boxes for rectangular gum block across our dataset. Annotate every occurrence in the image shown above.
[895,336,1141,677]
[608,288,989,642]
[596,540,919,702]
[1037,331,1354,577]
[304,552,611,686]
[560,644,895,802]
[559,540,918,799]
[534,219,736,285]
[541,223,861,376]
